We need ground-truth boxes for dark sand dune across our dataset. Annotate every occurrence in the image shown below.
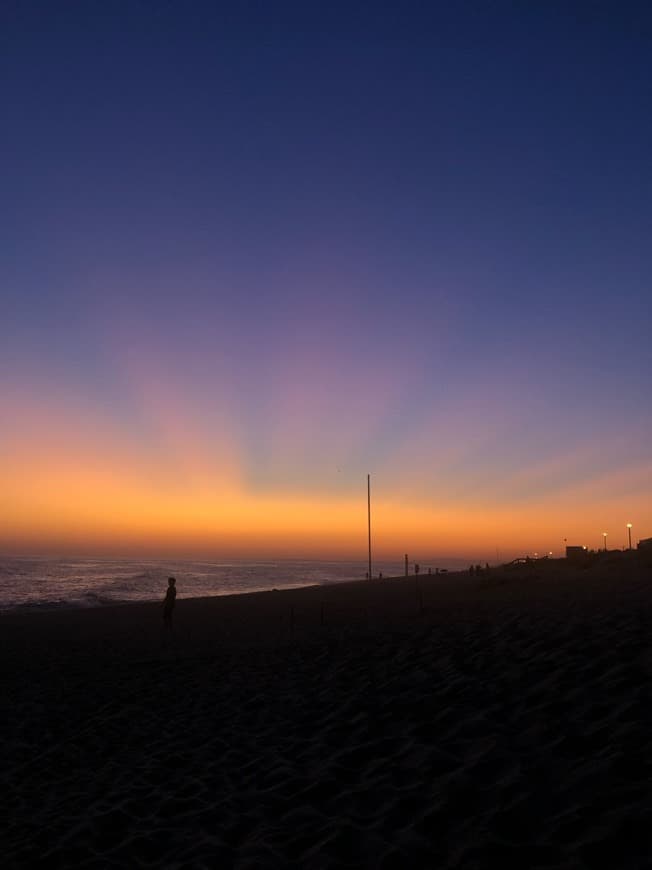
[2,560,652,868]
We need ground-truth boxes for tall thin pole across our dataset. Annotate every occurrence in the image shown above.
[367,474,372,580]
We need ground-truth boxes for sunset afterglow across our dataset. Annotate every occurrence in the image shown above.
[2,4,651,562]
[3,357,650,560]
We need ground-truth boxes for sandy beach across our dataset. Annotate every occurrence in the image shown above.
[3,557,652,868]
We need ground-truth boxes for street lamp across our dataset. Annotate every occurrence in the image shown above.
[627,523,632,550]
[603,532,608,552]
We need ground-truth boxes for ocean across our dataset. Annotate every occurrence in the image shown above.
[0,555,469,611]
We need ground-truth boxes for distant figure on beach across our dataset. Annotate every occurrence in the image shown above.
[163,576,176,629]
[415,563,420,575]
[469,565,475,576]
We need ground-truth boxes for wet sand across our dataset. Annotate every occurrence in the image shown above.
[3,557,652,868]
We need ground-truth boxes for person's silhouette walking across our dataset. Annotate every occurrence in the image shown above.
[163,576,176,630]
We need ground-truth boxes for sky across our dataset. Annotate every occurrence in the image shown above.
[2,1,651,561]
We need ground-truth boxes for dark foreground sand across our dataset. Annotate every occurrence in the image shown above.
[2,558,652,868]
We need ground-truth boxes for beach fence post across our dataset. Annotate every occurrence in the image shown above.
[367,473,372,580]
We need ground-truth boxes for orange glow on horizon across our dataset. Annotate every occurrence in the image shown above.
[3,375,651,562]
[3,447,651,561]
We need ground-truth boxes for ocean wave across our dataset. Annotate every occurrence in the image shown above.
[78,591,127,607]
[3,592,131,613]
[7,598,81,612]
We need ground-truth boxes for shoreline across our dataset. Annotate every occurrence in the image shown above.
[0,555,477,614]
[1,553,647,613]
[0,566,468,619]
[0,579,327,617]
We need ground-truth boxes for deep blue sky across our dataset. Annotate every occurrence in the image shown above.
[2,1,651,557]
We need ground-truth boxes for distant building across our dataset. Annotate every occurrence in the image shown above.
[637,537,652,550]
[566,545,588,560]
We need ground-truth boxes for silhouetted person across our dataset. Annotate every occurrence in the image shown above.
[469,565,475,576]
[163,576,176,629]
[475,564,481,574]
[415,563,420,575]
